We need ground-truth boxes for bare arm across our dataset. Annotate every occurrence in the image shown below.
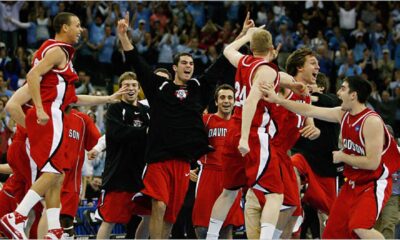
[117,12,134,51]
[87,135,106,160]
[333,116,384,170]
[238,66,277,156]
[0,164,12,174]
[262,83,344,123]
[26,47,65,125]
[5,85,31,128]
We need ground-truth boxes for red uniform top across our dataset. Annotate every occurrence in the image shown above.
[199,114,230,169]
[32,39,78,110]
[271,91,311,153]
[232,55,280,133]
[340,108,400,182]
[63,109,101,193]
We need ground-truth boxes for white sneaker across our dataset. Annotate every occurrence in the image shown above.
[0,211,28,240]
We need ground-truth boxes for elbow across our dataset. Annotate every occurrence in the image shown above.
[223,46,231,57]
[367,159,381,171]
[5,102,16,115]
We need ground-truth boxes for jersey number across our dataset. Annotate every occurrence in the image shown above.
[235,82,246,107]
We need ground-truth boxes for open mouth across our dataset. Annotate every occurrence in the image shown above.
[127,92,135,96]
[312,73,317,78]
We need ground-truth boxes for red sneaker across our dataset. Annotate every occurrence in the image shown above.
[44,228,64,239]
[0,211,28,240]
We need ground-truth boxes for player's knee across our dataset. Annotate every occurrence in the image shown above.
[152,200,166,214]
[353,228,371,237]
[266,193,283,203]
[222,189,238,200]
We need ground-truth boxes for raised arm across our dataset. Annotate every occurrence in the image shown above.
[262,83,344,123]
[333,115,384,170]
[238,65,277,156]
[75,86,127,106]
[223,12,256,67]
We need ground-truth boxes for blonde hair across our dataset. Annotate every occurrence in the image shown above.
[118,72,138,87]
[250,29,273,54]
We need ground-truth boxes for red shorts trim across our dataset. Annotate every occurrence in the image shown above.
[141,159,190,223]
[222,122,246,190]
[60,191,79,218]
[26,106,68,173]
[279,153,301,215]
[192,166,244,227]
[96,190,137,224]
[292,153,337,214]
[323,178,392,239]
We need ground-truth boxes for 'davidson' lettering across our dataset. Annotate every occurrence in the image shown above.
[343,139,365,155]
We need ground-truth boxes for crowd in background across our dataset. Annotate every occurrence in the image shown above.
[1,0,400,207]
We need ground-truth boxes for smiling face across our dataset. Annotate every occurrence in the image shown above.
[298,55,320,84]
[173,54,194,84]
[66,16,83,44]
[216,89,235,116]
[337,81,354,111]
[121,79,140,104]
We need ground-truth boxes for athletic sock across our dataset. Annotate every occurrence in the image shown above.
[15,190,42,216]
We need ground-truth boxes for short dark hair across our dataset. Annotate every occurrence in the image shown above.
[173,52,193,66]
[53,12,77,33]
[214,84,235,102]
[344,76,372,103]
[286,48,315,76]
[316,73,330,94]
[154,68,172,80]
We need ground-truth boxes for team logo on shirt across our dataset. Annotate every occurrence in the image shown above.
[175,88,188,100]
[133,119,143,127]
[355,125,360,132]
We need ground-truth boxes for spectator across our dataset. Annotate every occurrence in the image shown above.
[316,44,334,79]
[378,49,395,86]
[5,12,37,49]
[186,2,205,29]
[97,25,116,84]
[35,5,51,48]
[131,1,151,32]
[361,2,379,28]
[334,43,348,67]
[76,70,95,95]
[0,72,13,98]
[338,51,362,79]
[0,1,25,54]
[132,19,147,45]
[275,23,294,67]
[157,32,178,72]
[389,69,400,96]
[189,37,208,76]
[359,48,378,82]
[353,33,368,63]
[303,0,325,38]
[311,30,326,51]
[334,2,360,38]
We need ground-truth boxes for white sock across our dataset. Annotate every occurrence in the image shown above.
[260,222,275,240]
[206,218,223,240]
[272,228,282,239]
[15,190,42,216]
[46,208,61,230]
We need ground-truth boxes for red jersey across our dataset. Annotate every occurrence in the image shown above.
[271,90,311,152]
[199,114,230,169]
[232,55,280,132]
[340,108,400,182]
[63,110,101,193]
[32,39,78,110]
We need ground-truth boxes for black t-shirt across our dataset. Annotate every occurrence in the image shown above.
[102,101,149,192]
[292,93,344,177]
[125,49,229,163]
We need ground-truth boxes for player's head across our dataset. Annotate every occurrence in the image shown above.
[337,76,372,110]
[118,71,140,104]
[154,68,172,80]
[173,53,194,83]
[286,48,319,84]
[214,84,235,116]
[250,29,273,55]
[53,12,82,44]
[315,73,330,94]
